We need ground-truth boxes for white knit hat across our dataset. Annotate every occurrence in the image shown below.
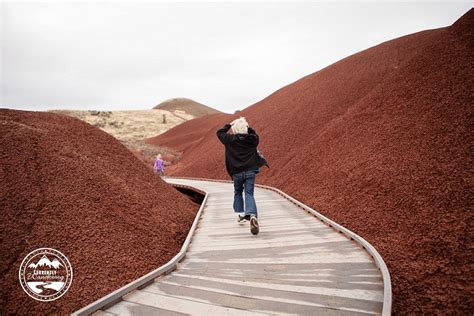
[230,117,248,134]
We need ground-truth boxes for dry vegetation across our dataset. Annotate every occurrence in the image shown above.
[49,109,194,165]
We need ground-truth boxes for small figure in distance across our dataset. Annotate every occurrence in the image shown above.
[154,154,165,177]
[217,117,260,235]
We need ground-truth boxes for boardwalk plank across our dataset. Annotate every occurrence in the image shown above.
[104,178,384,315]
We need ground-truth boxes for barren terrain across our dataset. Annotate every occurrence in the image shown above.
[49,109,194,165]
[0,109,198,314]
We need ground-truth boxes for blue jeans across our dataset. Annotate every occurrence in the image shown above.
[233,170,258,217]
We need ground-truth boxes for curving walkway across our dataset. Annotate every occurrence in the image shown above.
[100,178,387,315]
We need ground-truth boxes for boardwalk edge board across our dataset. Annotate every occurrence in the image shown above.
[71,177,391,315]
[71,184,208,316]
[168,177,392,316]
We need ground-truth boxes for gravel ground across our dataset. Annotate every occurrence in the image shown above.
[0,110,198,314]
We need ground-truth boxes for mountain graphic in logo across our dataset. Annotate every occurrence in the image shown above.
[28,255,62,269]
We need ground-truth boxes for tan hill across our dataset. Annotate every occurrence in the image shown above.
[49,109,194,166]
[153,98,221,117]
[49,109,193,142]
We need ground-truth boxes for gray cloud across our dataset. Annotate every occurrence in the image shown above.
[1,1,472,113]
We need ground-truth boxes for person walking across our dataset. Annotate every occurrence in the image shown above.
[153,154,165,176]
[217,117,260,235]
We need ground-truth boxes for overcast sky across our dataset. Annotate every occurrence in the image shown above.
[1,1,472,113]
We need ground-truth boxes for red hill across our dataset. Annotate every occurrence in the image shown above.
[148,9,473,314]
[146,113,231,153]
[0,110,197,314]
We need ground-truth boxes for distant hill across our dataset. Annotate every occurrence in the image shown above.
[49,109,193,143]
[153,98,220,117]
[48,109,192,166]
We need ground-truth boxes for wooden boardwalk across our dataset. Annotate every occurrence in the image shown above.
[101,178,385,315]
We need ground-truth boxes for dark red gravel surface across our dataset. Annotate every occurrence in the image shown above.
[149,10,474,314]
[146,113,231,153]
[0,110,198,314]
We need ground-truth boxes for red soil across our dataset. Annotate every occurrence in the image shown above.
[148,10,474,314]
[0,110,198,314]
[146,113,231,153]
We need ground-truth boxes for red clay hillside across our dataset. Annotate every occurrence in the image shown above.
[0,110,198,314]
[147,9,474,314]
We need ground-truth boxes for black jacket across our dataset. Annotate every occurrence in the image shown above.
[217,124,259,177]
